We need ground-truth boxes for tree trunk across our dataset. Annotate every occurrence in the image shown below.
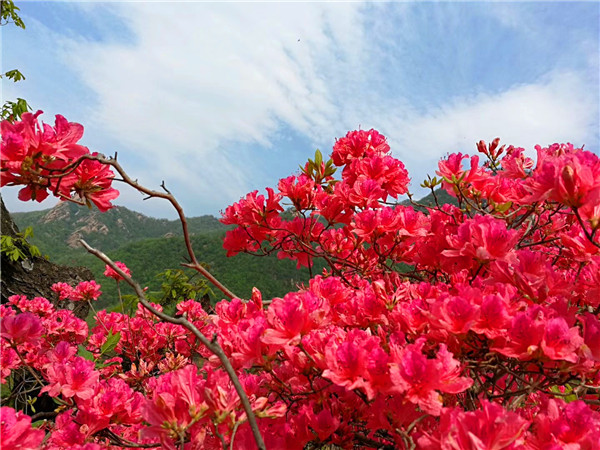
[1,195,92,319]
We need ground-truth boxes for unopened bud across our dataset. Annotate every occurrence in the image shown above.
[489,138,501,156]
[477,140,488,155]
[561,165,577,199]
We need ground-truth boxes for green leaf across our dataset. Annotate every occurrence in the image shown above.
[96,359,120,369]
[550,384,578,403]
[77,345,95,361]
[323,163,336,177]
[0,381,12,399]
[1,1,26,29]
[3,69,26,82]
[100,331,121,355]
[314,149,322,167]
[494,201,513,213]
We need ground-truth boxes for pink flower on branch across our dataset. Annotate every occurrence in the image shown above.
[58,155,119,212]
[41,356,100,400]
[331,129,390,166]
[262,291,330,348]
[1,112,120,209]
[418,400,530,449]
[444,215,520,266]
[540,317,583,363]
[0,407,45,450]
[322,328,390,400]
[71,280,102,302]
[103,261,132,281]
[391,338,473,415]
[0,312,43,345]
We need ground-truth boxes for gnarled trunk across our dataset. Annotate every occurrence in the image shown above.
[1,195,92,319]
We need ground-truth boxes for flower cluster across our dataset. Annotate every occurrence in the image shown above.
[2,116,600,449]
[1,111,118,210]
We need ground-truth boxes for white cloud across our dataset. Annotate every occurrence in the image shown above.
[374,70,599,193]
[60,2,368,213]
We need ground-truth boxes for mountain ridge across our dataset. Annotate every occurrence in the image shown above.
[12,201,225,255]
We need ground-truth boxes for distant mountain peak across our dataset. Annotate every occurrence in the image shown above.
[13,202,226,254]
[41,202,72,224]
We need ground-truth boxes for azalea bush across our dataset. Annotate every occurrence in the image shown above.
[1,111,600,449]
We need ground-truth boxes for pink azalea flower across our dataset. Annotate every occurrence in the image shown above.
[262,291,329,347]
[541,317,583,363]
[0,312,43,345]
[530,399,600,449]
[391,338,472,415]
[0,345,19,383]
[0,407,45,450]
[526,147,600,211]
[418,401,530,449]
[580,312,600,362]
[492,307,546,360]
[444,215,520,265]
[322,328,385,400]
[44,309,89,345]
[1,111,90,202]
[142,365,209,449]
[41,356,99,400]
[331,129,390,166]
[56,154,119,212]
[103,261,132,281]
[52,281,74,300]
[71,280,102,302]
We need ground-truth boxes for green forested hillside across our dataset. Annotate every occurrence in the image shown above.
[103,232,322,308]
[401,188,459,211]
[12,201,224,256]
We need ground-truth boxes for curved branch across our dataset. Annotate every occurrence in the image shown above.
[63,153,236,299]
[79,240,266,450]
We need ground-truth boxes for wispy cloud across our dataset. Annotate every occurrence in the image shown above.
[58,2,371,213]
[380,70,599,192]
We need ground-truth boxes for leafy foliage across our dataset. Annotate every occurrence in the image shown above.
[0,0,25,29]
[1,97,30,121]
[0,1,30,121]
[0,226,41,262]
[153,268,212,312]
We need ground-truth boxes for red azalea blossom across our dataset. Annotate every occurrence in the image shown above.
[0,407,45,450]
[41,356,99,400]
[0,311,43,345]
[104,261,132,281]
[71,280,102,302]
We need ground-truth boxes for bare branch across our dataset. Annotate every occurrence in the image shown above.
[60,153,237,299]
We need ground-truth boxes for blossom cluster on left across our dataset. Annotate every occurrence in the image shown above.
[1,111,119,211]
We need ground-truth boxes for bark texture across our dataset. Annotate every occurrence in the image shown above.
[1,195,92,319]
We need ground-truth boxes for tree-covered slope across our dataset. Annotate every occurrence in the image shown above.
[12,201,224,256]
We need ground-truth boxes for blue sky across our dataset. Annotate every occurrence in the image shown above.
[2,1,599,218]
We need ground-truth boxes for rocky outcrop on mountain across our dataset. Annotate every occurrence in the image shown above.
[41,202,71,223]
